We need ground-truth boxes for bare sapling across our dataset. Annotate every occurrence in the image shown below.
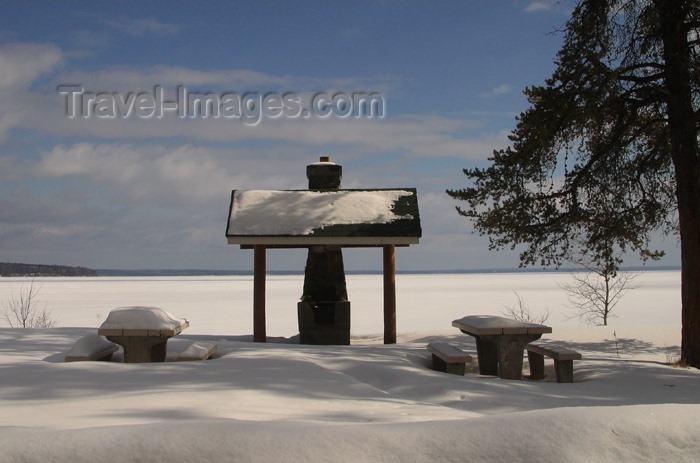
[2,280,58,328]
[501,291,551,324]
[561,268,639,326]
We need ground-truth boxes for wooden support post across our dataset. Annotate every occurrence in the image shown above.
[383,244,396,344]
[253,245,266,342]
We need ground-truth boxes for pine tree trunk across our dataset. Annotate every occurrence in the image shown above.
[656,0,700,367]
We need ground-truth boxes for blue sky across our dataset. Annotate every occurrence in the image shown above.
[0,1,681,271]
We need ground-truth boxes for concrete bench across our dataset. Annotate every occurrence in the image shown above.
[65,334,120,362]
[427,342,472,375]
[526,342,582,383]
[176,342,217,361]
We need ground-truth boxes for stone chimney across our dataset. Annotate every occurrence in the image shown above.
[307,156,342,190]
[298,156,350,345]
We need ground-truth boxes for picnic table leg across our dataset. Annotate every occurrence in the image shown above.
[107,336,170,363]
[482,334,544,380]
[474,337,499,376]
[150,339,168,362]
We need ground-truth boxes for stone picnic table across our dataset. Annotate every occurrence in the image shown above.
[452,315,552,380]
[98,306,189,363]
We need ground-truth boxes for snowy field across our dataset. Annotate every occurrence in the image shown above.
[0,271,698,462]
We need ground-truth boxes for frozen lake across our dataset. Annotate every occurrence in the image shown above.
[0,270,681,336]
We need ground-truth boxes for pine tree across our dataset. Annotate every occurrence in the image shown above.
[447,0,700,366]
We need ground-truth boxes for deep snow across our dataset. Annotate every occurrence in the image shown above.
[0,271,697,462]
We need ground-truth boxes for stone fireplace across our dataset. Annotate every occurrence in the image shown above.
[297,157,351,345]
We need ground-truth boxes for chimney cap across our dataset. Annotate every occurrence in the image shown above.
[310,155,335,165]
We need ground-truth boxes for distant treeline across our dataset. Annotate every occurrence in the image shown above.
[1,263,680,277]
[0,262,97,277]
[96,269,255,277]
[95,266,681,277]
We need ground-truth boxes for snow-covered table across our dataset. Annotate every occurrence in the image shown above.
[452,315,552,380]
[98,307,189,363]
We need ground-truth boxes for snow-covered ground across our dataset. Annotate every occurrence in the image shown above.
[0,271,697,462]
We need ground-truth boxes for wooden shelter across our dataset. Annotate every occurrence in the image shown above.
[226,160,421,344]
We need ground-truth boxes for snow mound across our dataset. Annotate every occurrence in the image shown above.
[64,334,118,361]
[98,306,187,331]
[176,341,216,361]
[0,405,697,463]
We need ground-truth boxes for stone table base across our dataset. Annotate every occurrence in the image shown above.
[105,335,171,363]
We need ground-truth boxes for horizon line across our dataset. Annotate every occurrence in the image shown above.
[92,265,682,277]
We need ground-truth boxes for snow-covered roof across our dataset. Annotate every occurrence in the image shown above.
[226,188,421,246]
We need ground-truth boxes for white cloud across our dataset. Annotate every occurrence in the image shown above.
[525,2,553,13]
[31,97,504,162]
[29,98,506,160]
[0,42,63,140]
[55,67,292,91]
[37,143,245,205]
[480,84,514,99]
[0,42,508,163]
[0,42,63,88]
[53,66,398,95]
